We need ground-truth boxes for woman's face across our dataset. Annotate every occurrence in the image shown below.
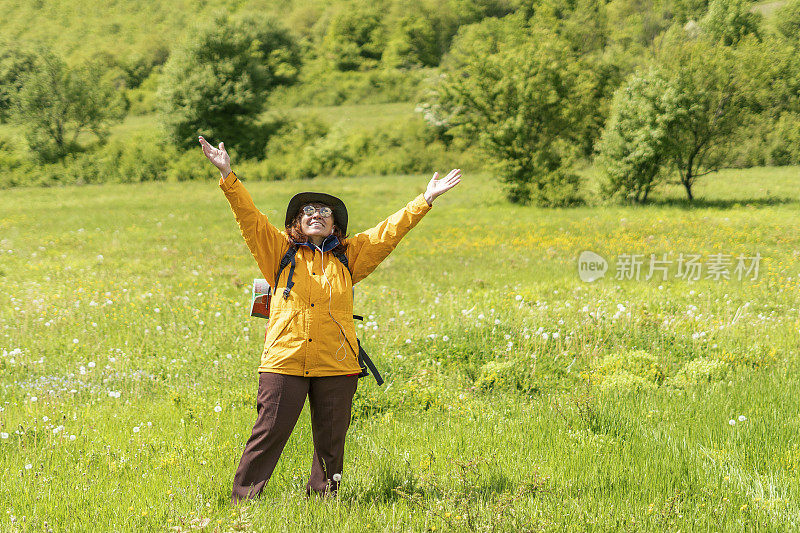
[299,203,334,238]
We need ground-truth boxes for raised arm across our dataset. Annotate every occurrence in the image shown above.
[200,137,289,286]
[345,168,461,284]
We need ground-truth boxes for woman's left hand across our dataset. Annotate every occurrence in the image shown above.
[424,168,462,206]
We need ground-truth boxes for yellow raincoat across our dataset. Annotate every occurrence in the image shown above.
[220,171,432,376]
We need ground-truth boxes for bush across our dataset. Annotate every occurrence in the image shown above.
[255,113,463,180]
[775,0,800,42]
[322,4,387,71]
[724,112,800,167]
[669,357,729,388]
[268,67,430,107]
[429,15,598,205]
[126,69,162,116]
[588,349,665,393]
[92,133,178,183]
[157,10,301,157]
[595,68,680,204]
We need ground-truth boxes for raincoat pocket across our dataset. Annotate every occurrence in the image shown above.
[263,309,301,355]
[327,310,360,361]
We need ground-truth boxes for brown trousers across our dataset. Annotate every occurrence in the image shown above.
[231,371,359,503]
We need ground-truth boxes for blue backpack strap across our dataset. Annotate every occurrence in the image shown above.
[332,250,352,280]
[275,244,299,299]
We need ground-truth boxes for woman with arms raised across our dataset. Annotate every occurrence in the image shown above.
[199,135,461,503]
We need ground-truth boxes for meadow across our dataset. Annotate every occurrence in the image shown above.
[1,165,800,531]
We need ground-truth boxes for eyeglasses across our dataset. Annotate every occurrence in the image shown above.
[301,205,332,218]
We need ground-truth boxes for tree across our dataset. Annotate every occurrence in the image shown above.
[775,0,800,43]
[656,29,750,200]
[382,10,441,68]
[700,0,761,46]
[595,28,752,202]
[10,47,125,162]
[427,16,592,205]
[322,5,386,71]
[157,11,301,157]
[596,68,683,203]
[0,47,37,123]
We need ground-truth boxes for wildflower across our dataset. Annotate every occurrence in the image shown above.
[25,464,32,470]
[515,295,522,301]
[215,312,221,317]
[729,419,736,426]
[133,426,140,433]
[0,432,8,439]
[88,361,95,368]
[154,308,160,313]
[494,318,501,325]
[214,405,222,413]
[69,435,76,441]
[30,396,37,402]
[478,314,484,319]
[332,473,342,482]
[96,254,104,261]
[72,338,79,344]
[442,335,449,342]
[738,415,747,422]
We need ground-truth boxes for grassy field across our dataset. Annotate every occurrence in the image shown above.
[1,166,800,531]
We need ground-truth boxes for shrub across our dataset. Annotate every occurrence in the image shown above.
[429,15,597,205]
[595,68,680,204]
[669,357,729,387]
[588,349,665,393]
[157,10,301,157]
[322,4,387,71]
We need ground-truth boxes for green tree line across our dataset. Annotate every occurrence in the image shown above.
[1,0,799,205]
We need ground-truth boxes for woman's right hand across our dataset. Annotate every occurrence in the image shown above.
[199,136,232,178]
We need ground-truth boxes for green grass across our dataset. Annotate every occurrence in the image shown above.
[1,167,800,530]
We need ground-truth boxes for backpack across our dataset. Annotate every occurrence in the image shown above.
[249,243,384,385]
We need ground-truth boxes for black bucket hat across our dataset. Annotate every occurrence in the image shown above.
[285,192,348,233]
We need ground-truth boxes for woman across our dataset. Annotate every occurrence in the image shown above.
[198,136,461,503]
